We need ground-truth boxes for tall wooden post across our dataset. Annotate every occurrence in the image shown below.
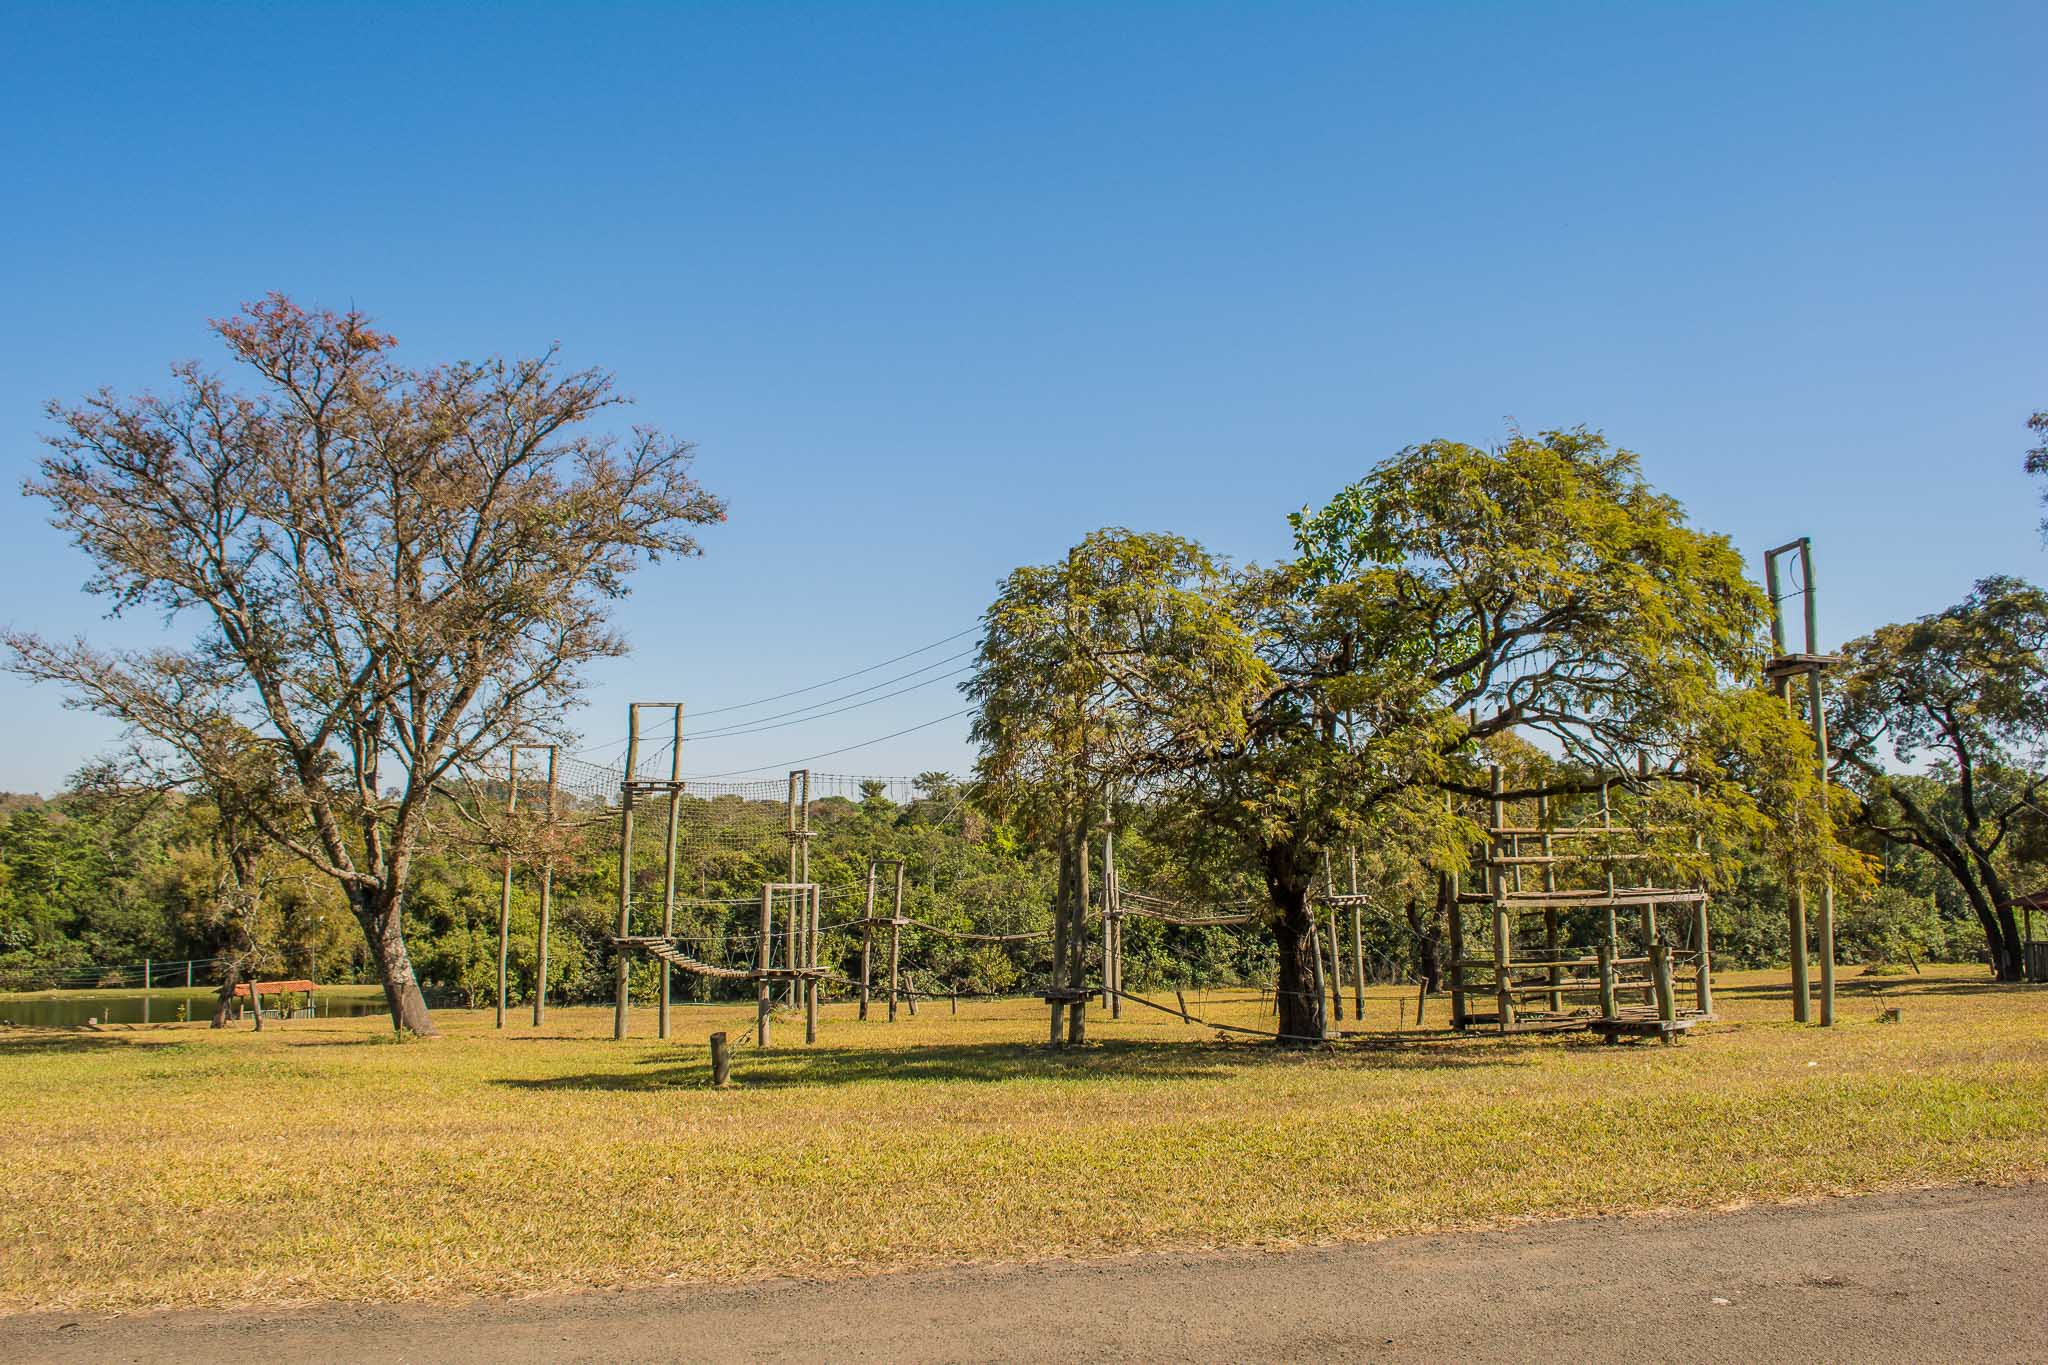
[497,746,517,1029]
[1049,834,1070,1043]
[795,772,815,1034]
[1325,909,1345,1024]
[1319,852,1343,1024]
[805,884,820,1045]
[785,773,801,1007]
[534,746,557,1028]
[1069,824,1089,1044]
[534,862,554,1027]
[1695,898,1714,1015]
[1766,545,1812,1023]
[859,862,877,1020]
[889,860,905,1023]
[755,884,773,1048]
[1539,795,1562,1013]
[614,707,640,1041]
[1807,667,1837,1027]
[658,706,682,1040]
[1104,826,1121,1019]
[1489,765,1513,1033]
[1348,847,1364,1017]
[1444,870,1466,1029]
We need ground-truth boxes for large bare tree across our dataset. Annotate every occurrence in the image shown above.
[6,296,724,1033]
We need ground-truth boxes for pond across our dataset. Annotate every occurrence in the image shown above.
[0,987,391,1028]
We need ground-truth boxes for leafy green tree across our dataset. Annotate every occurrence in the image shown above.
[1828,577,2048,979]
[967,530,1270,1036]
[1189,431,1836,1037]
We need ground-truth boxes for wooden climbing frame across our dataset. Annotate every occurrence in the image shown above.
[1447,763,1715,1043]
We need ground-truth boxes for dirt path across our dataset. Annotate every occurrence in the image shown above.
[7,1183,2040,1363]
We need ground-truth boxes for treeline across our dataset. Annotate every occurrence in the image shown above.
[0,770,1999,1001]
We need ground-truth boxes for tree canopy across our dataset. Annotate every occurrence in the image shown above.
[6,296,724,1032]
[1830,575,2048,978]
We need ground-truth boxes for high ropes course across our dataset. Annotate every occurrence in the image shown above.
[452,624,1726,1052]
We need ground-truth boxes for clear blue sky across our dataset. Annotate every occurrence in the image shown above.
[2,2,2041,793]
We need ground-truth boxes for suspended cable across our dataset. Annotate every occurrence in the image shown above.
[686,627,979,718]
[684,665,974,742]
[681,708,975,779]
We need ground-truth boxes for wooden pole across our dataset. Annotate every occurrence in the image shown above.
[889,860,904,1023]
[1539,795,1562,1013]
[859,862,876,1020]
[1069,824,1088,1044]
[497,745,517,1029]
[1807,664,1837,1028]
[658,707,682,1041]
[1445,870,1466,1030]
[1490,765,1513,1034]
[1695,898,1714,1015]
[805,885,820,1045]
[1349,860,1365,1018]
[534,862,553,1027]
[798,772,816,1036]
[1766,545,1812,1025]
[534,747,557,1028]
[614,707,640,1040]
[709,1031,731,1087]
[1597,942,1616,1022]
[1049,835,1069,1043]
[785,773,800,1007]
[1104,826,1120,1019]
[1325,909,1345,1024]
[1652,943,1677,1037]
[755,885,773,1049]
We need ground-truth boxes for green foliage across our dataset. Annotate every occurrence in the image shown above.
[1831,576,2048,977]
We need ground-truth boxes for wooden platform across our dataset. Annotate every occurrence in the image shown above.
[1588,1014,1709,1045]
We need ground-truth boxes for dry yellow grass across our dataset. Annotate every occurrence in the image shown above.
[2,967,2044,1315]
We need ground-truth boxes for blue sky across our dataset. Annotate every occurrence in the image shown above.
[1,2,2041,793]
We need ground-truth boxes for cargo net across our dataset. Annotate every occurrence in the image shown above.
[616,777,795,979]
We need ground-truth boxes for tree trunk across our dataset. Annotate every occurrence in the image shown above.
[1971,862,2027,982]
[1404,895,1444,992]
[211,958,240,1029]
[1947,867,2021,982]
[351,885,439,1036]
[1265,841,1325,1043]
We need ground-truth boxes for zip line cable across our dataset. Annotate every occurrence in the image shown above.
[683,664,974,742]
[684,627,979,719]
[682,707,975,779]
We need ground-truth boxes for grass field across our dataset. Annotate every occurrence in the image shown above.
[2,967,2044,1315]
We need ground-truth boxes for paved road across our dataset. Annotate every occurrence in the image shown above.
[7,1183,2041,1363]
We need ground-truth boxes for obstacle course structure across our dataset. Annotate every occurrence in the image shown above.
[1446,764,1714,1043]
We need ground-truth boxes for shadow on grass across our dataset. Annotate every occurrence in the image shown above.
[0,1028,187,1055]
[494,1030,1578,1093]
[1717,971,2023,1005]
